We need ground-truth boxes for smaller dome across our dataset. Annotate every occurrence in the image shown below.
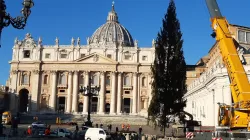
[89,3,134,47]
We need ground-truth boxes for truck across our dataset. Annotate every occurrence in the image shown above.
[2,111,11,125]
[187,0,250,139]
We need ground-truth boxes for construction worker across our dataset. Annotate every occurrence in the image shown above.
[126,124,130,131]
[27,126,32,135]
[122,124,125,131]
[45,126,51,135]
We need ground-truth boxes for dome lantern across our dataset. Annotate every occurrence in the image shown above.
[107,1,118,23]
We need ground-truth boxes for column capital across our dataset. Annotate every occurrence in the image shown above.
[111,71,117,76]
[133,72,138,76]
[50,70,57,75]
[68,71,73,75]
[73,70,79,75]
[32,70,40,75]
[100,71,106,76]
[118,72,123,76]
[11,70,18,74]
[148,72,153,76]
[83,71,90,74]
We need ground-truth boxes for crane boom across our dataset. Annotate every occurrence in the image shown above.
[205,0,250,130]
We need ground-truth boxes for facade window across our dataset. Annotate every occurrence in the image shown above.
[142,77,146,87]
[91,75,98,85]
[124,76,130,86]
[106,90,110,94]
[22,74,29,84]
[58,74,66,85]
[43,75,48,85]
[192,73,197,77]
[23,50,30,58]
[238,30,245,42]
[124,55,131,60]
[247,32,250,43]
[80,54,85,58]
[79,75,84,86]
[125,91,130,94]
[142,56,148,61]
[107,54,112,58]
[238,30,250,43]
[45,53,50,59]
[60,54,67,58]
[106,76,111,86]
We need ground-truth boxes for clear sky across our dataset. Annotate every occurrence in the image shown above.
[0,0,249,85]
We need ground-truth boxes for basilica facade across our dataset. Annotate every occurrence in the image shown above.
[7,4,155,116]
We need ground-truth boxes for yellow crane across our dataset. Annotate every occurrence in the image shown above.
[206,0,250,131]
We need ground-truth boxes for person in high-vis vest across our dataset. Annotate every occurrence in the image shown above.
[122,124,125,131]
[27,126,32,135]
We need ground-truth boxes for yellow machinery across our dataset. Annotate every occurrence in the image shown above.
[206,0,250,131]
[2,111,11,125]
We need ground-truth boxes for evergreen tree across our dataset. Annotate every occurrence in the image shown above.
[165,0,186,115]
[148,0,187,135]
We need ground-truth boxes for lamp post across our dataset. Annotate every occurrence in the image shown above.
[79,76,100,127]
[0,0,34,47]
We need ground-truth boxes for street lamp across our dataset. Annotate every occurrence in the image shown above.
[0,0,34,47]
[79,76,100,127]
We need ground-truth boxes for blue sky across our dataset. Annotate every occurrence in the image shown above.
[0,0,250,85]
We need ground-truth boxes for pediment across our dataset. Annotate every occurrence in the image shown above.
[75,53,118,64]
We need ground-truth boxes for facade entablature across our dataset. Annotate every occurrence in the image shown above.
[12,35,155,64]
[186,65,250,98]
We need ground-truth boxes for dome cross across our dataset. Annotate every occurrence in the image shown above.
[112,1,115,11]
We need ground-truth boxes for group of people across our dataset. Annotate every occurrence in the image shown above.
[26,125,51,136]
[93,123,143,134]
[121,124,131,131]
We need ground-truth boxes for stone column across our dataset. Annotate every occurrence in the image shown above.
[110,71,117,114]
[66,71,73,113]
[147,73,152,108]
[31,70,40,112]
[98,71,106,114]
[132,72,138,114]
[83,71,89,114]
[10,70,18,111]
[144,98,148,110]
[50,71,57,111]
[72,71,79,113]
[11,70,18,92]
[116,72,122,114]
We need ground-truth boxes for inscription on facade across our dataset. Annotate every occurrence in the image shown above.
[118,65,137,72]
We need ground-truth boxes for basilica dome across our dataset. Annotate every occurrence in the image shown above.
[89,4,134,47]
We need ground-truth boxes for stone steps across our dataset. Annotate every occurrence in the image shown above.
[73,115,148,125]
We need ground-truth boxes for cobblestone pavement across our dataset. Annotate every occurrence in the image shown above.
[1,123,176,140]
[2,123,165,135]
[94,124,164,136]
[2,124,76,138]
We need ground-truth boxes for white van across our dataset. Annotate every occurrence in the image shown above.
[85,128,107,140]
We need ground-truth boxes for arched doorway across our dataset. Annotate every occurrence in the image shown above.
[19,88,29,113]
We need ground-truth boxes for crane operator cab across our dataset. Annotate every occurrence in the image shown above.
[217,103,230,128]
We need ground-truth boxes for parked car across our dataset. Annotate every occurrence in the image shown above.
[50,128,72,138]
[31,121,47,128]
[85,128,107,140]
